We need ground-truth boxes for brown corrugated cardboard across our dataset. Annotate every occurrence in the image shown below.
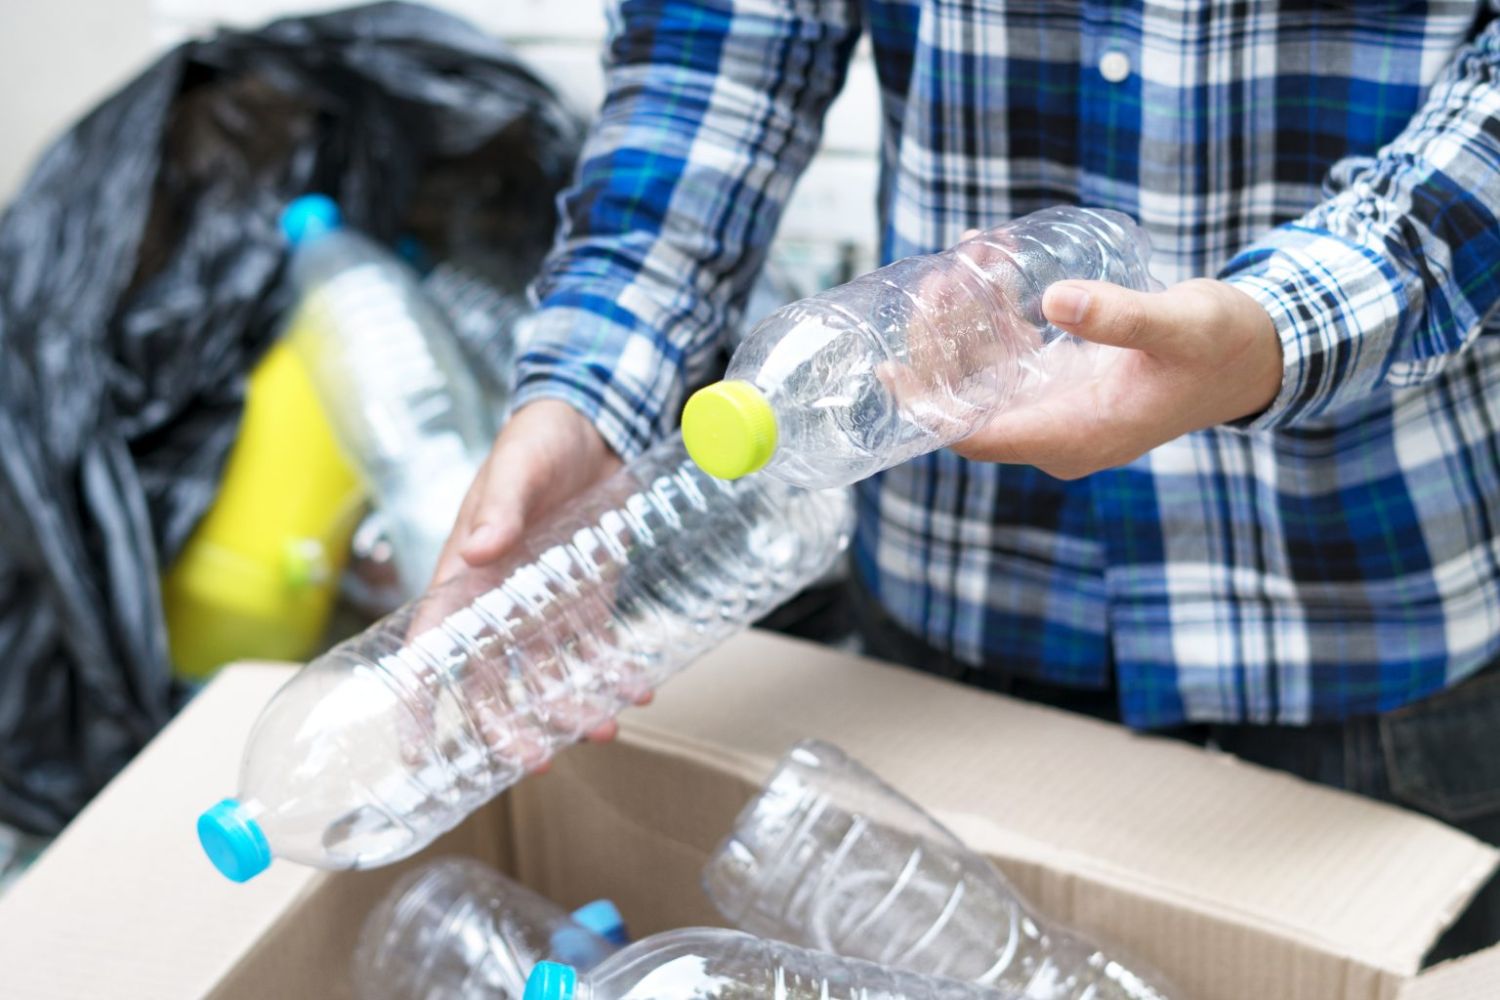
[606,634,1500,996]
[0,632,1496,1000]
[1397,946,1500,1000]
[0,666,306,1000]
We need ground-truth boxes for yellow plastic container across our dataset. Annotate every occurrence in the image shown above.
[164,325,365,680]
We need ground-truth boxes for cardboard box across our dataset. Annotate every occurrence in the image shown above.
[2,631,1499,999]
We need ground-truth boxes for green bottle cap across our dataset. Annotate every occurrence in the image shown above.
[682,380,778,480]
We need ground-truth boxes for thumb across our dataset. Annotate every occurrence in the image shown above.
[1042,280,1174,353]
[456,460,530,567]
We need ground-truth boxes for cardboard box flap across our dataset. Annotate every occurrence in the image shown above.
[4,632,1497,1000]
[0,665,315,1000]
[620,632,1499,976]
[1399,944,1500,1000]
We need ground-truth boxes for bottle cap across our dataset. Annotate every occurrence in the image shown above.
[525,961,578,1000]
[280,195,343,247]
[282,538,330,590]
[570,898,628,944]
[197,798,272,882]
[682,380,777,479]
[549,927,605,968]
[393,234,431,273]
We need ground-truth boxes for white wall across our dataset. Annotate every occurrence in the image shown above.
[0,0,158,199]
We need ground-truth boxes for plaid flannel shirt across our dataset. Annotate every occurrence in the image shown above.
[515,0,1500,727]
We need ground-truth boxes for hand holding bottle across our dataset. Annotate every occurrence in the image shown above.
[434,399,622,588]
[196,436,852,883]
[681,207,1166,489]
[950,277,1281,479]
[432,399,629,743]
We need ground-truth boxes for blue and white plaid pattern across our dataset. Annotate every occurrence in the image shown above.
[515,0,1500,727]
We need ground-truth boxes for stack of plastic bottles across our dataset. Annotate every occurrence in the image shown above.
[352,740,1174,1000]
[357,858,1020,1000]
[523,928,1017,1000]
[198,204,1181,998]
[699,740,1174,1000]
[352,857,627,1000]
[196,433,852,882]
[280,195,497,596]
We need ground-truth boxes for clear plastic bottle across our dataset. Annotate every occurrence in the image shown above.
[280,195,495,596]
[352,857,627,1000]
[521,928,1014,1000]
[680,207,1160,488]
[701,740,1174,1000]
[421,259,535,423]
[196,434,852,882]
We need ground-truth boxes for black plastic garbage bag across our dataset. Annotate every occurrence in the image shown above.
[0,1,582,835]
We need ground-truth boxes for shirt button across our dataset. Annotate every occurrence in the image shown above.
[1099,49,1131,84]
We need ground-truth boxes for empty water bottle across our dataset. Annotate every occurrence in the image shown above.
[421,259,536,422]
[681,207,1160,488]
[522,928,1015,1000]
[196,434,851,882]
[281,195,494,595]
[352,857,626,1000]
[702,740,1172,1000]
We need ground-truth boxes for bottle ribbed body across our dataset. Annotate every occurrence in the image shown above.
[288,228,493,593]
[703,741,1174,1000]
[352,858,618,1000]
[222,436,852,873]
[575,927,1008,1000]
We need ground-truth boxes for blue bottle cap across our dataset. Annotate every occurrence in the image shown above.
[525,961,578,1000]
[279,195,342,247]
[393,235,432,273]
[197,798,272,882]
[549,927,607,968]
[570,899,628,945]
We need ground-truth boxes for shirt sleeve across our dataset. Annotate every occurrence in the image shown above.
[1220,12,1500,430]
[512,0,862,458]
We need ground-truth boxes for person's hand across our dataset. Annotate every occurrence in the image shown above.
[432,398,640,744]
[433,399,621,585]
[950,278,1282,479]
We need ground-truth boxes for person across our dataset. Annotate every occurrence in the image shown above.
[435,0,1500,955]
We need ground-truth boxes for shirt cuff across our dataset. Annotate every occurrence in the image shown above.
[511,303,684,461]
[1220,224,1417,431]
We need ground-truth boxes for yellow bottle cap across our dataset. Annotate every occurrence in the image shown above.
[682,380,778,479]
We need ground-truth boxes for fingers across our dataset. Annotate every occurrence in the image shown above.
[1044,277,1240,357]
[431,444,530,589]
[1043,280,1151,350]
[1044,280,1170,353]
[955,279,1280,478]
[457,459,528,568]
[429,400,618,589]
[574,690,651,746]
[584,719,620,743]
[579,692,650,744]
[950,381,1113,478]
[430,480,485,589]
[949,344,1152,477]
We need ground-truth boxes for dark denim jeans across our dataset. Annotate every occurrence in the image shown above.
[849,576,1500,964]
